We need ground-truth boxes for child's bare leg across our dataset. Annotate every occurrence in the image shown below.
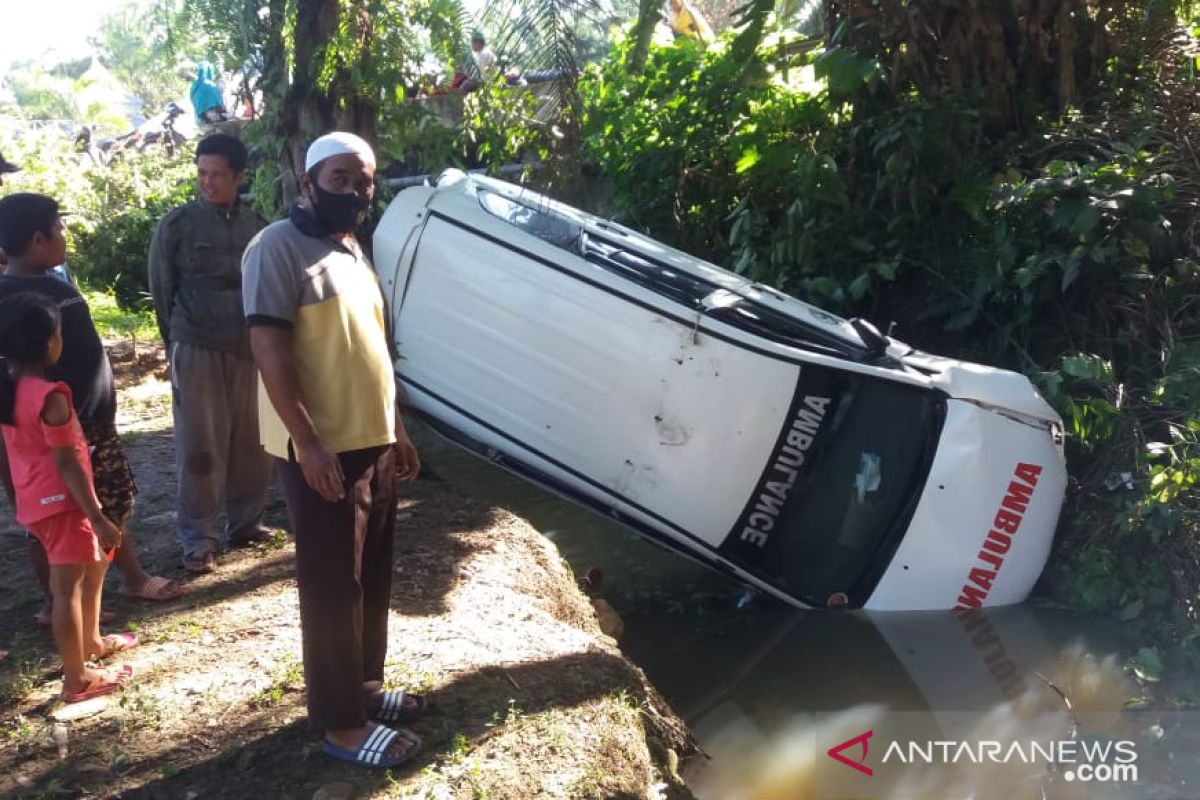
[49,563,95,694]
[81,558,109,659]
[34,544,114,626]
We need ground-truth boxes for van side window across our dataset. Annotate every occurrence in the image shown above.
[478,189,582,250]
[476,187,870,361]
[704,300,870,360]
[580,236,716,308]
[478,188,716,307]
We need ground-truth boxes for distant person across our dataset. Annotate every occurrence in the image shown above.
[242,132,424,769]
[471,30,497,72]
[667,0,715,44]
[0,193,183,615]
[190,62,227,126]
[0,292,138,702]
[148,134,274,574]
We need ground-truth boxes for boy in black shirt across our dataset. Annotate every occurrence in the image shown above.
[0,193,182,612]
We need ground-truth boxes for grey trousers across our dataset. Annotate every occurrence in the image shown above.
[170,341,273,560]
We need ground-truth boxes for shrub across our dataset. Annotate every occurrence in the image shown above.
[0,122,195,309]
[71,153,195,307]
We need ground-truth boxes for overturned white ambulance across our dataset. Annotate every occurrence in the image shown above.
[373,169,1067,611]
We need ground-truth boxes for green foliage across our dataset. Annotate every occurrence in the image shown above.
[582,35,825,258]
[0,125,195,309]
[479,0,597,80]
[173,0,269,81]
[1,66,131,132]
[92,0,204,115]
[2,69,80,122]
[373,0,593,177]
[380,79,560,179]
[73,153,195,308]
[464,87,549,172]
[85,290,159,340]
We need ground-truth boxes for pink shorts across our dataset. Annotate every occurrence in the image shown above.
[27,512,104,565]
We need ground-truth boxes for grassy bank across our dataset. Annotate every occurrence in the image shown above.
[82,290,159,342]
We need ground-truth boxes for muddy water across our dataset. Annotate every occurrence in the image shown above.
[409,422,1195,800]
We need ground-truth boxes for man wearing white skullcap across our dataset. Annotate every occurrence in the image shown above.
[303,131,377,173]
[241,131,424,769]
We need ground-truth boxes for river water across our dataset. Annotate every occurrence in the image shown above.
[410,422,1198,800]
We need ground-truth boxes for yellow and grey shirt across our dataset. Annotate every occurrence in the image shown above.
[242,207,396,458]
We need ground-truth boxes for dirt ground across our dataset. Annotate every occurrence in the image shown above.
[0,340,697,799]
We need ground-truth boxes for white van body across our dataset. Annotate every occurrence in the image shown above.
[374,169,1067,611]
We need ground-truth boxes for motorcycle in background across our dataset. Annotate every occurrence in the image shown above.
[139,102,188,156]
[83,102,190,166]
[88,124,140,165]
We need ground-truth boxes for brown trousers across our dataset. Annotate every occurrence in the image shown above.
[276,445,396,731]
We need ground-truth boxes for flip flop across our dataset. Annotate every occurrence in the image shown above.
[96,632,139,659]
[62,663,134,703]
[118,575,183,600]
[322,725,420,768]
[371,689,428,723]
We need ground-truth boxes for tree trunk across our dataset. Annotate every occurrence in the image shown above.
[273,0,378,205]
[627,0,661,73]
[823,0,1122,130]
[256,0,296,208]
[1055,0,1076,111]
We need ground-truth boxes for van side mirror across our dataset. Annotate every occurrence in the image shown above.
[850,317,889,355]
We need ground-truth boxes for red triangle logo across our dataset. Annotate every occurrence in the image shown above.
[827,730,874,776]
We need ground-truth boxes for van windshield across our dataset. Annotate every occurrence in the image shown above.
[719,365,943,607]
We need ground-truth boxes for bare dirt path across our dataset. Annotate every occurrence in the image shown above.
[0,341,695,799]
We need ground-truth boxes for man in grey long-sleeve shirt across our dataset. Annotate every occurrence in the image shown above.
[148,133,274,573]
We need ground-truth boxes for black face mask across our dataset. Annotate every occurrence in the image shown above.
[311,183,370,234]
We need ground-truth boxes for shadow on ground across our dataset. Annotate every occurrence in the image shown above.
[88,649,656,799]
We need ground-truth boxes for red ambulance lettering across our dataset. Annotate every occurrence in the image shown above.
[953,463,1042,610]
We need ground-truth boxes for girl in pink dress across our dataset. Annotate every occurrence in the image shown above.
[0,292,135,702]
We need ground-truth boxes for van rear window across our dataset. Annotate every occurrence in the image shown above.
[478,189,582,250]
